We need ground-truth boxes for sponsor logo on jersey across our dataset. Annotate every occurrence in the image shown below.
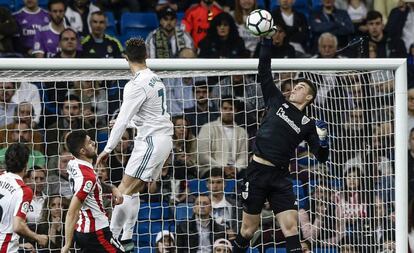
[282,103,289,108]
[301,116,310,125]
[83,180,93,193]
[21,202,30,214]
[276,107,301,134]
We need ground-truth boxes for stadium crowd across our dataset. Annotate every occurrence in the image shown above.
[0,0,414,252]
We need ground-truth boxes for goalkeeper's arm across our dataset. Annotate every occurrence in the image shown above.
[258,30,285,106]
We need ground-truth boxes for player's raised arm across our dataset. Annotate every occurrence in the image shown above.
[258,32,285,107]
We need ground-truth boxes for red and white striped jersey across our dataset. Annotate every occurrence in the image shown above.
[0,172,33,253]
[67,158,109,233]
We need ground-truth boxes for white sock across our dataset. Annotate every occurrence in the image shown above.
[110,193,140,241]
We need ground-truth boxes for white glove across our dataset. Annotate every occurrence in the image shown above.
[315,120,328,147]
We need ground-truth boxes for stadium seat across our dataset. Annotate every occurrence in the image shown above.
[311,0,323,12]
[138,202,171,221]
[188,179,209,193]
[314,248,337,253]
[175,203,194,220]
[135,247,153,253]
[176,12,184,25]
[96,132,108,153]
[0,0,13,10]
[265,247,287,253]
[105,11,117,36]
[247,247,260,253]
[224,179,237,194]
[256,0,266,9]
[292,179,306,208]
[120,12,159,39]
[136,221,174,247]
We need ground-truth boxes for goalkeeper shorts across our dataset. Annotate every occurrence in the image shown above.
[241,160,297,215]
[125,135,172,182]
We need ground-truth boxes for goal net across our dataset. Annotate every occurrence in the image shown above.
[0,58,406,253]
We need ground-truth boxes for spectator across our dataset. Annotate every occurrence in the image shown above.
[207,167,238,235]
[47,149,73,198]
[366,10,406,58]
[409,198,414,252]
[32,0,69,58]
[108,129,132,186]
[176,195,226,253]
[253,22,296,58]
[232,0,259,56]
[11,82,41,126]
[66,80,108,128]
[13,0,50,56]
[54,28,82,58]
[0,82,16,128]
[14,102,37,128]
[172,115,197,177]
[37,196,69,250]
[26,166,47,224]
[0,122,46,168]
[409,87,414,135]
[95,0,139,21]
[0,7,19,57]
[213,238,232,253]
[182,0,223,48]
[272,0,309,55]
[346,0,368,35]
[164,48,196,116]
[81,11,123,58]
[65,0,100,37]
[312,32,344,58]
[198,12,249,58]
[197,96,248,177]
[385,1,414,52]
[184,80,219,136]
[45,94,95,157]
[146,7,194,58]
[310,0,354,49]
[155,230,176,253]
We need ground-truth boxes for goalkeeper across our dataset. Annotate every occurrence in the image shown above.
[232,28,329,253]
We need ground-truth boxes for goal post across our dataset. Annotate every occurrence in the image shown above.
[0,58,407,252]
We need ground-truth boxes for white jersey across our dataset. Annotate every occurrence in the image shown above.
[67,158,109,233]
[0,172,33,253]
[104,68,173,153]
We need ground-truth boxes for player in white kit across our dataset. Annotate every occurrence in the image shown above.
[61,130,124,253]
[96,38,173,250]
[0,144,48,252]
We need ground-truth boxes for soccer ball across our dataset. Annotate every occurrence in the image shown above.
[246,9,274,36]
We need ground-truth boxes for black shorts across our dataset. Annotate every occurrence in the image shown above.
[241,160,297,215]
[74,227,124,253]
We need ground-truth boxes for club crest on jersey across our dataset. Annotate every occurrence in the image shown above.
[301,116,310,125]
[21,202,30,214]
[83,180,93,193]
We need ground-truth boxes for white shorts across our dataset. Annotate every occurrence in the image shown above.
[125,135,172,182]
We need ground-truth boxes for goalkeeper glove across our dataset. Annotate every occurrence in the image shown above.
[315,120,328,148]
[263,26,278,39]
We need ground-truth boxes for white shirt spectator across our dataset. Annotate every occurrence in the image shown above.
[402,7,414,51]
[26,192,46,223]
[11,82,41,124]
[145,26,194,58]
[65,2,100,35]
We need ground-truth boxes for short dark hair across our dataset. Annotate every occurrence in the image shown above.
[26,165,46,178]
[209,167,224,178]
[48,0,66,11]
[366,10,382,22]
[61,94,81,108]
[90,10,106,18]
[192,80,211,92]
[125,38,146,63]
[66,130,88,157]
[59,28,77,41]
[296,78,317,105]
[5,143,30,173]
[220,95,234,108]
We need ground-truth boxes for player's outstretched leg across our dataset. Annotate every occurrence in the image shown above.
[110,176,145,252]
[276,210,302,253]
[233,211,260,253]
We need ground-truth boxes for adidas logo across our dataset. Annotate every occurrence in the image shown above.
[22,19,27,24]
[47,39,53,44]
